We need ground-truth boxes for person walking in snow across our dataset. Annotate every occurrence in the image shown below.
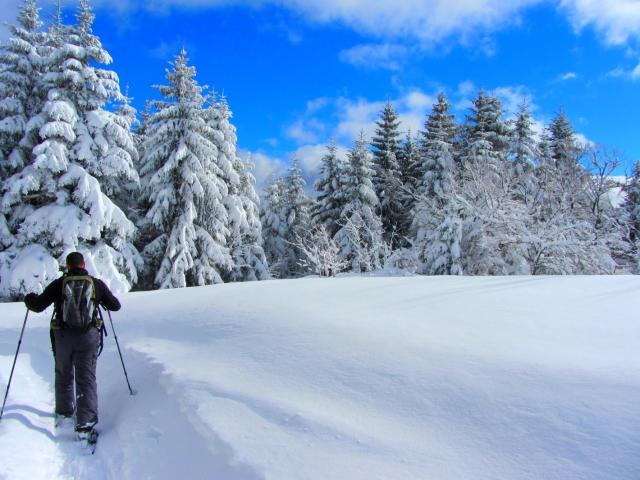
[24,252,121,435]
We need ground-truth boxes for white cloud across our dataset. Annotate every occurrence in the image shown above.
[286,89,443,149]
[458,81,476,97]
[284,99,331,144]
[558,71,578,81]
[334,97,387,142]
[240,149,288,193]
[292,143,350,182]
[574,132,596,149]
[604,63,640,80]
[4,0,640,56]
[305,97,330,113]
[339,43,409,70]
[333,91,438,143]
[285,119,324,144]
[87,0,545,47]
[559,0,640,45]
[492,86,536,118]
[241,144,350,196]
[607,67,627,78]
[405,90,434,110]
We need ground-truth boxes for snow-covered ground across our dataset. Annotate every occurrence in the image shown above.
[1,275,639,480]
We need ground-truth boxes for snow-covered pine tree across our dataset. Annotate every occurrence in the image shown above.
[282,159,314,277]
[412,93,463,274]
[370,102,404,247]
[260,176,289,277]
[460,89,510,178]
[312,140,346,237]
[0,0,140,298]
[457,89,519,274]
[399,131,422,196]
[207,96,268,282]
[108,89,140,200]
[0,0,46,178]
[394,131,422,245]
[509,99,538,175]
[506,99,542,236]
[547,109,591,214]
[260,161,313,278]
[233,155,270,281]
[0,0,47,255]
[335,133,385,273]
[420,93,458,197]
[139,49,231,289]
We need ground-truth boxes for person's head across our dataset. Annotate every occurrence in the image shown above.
[65,252,85,270]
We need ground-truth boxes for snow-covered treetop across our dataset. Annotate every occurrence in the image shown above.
[156,49,206,105]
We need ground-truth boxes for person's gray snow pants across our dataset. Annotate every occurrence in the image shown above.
[52,328,100,427]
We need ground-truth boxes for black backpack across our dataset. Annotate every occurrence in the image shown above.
[61,275,97,330]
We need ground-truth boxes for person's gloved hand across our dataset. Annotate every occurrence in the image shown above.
[24,292,37,309]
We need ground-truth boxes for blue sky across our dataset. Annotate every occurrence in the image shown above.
[1,0,639,188]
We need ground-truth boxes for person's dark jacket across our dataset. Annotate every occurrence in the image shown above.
[24,268,121,328]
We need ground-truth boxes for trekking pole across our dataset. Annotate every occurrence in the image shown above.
[1,310,29,423]
[100,308,136,396]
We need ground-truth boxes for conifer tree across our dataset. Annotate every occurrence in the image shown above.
[542,111,592,224]
[260,161,313,278]
[398,131,422,195]
[0,0,46,178]
[396,131,422,243]
[549,110,581,166]
[313,140,346,237]
[232,155,270,281]
[0,0,47,260]
[370,102,404,247]
[0,0,140,298]
[508,99,540,213]
[207,96,268,282]
[460,89,510,176]
[282,159,314,277]
[138,49,231,289]
[510,100,538,175]
[413,93,463,274]
[420,93,458,197]
[335,133,385,272]
[457,90,516,274]
[261,176,288,277]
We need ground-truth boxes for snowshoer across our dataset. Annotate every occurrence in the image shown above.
[24,252,121,436]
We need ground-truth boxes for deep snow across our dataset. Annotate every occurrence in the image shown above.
[1,275,639,479]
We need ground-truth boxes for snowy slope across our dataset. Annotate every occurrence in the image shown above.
[1,275,639,480]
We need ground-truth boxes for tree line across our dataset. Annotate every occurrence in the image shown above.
[262,94,640,277]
